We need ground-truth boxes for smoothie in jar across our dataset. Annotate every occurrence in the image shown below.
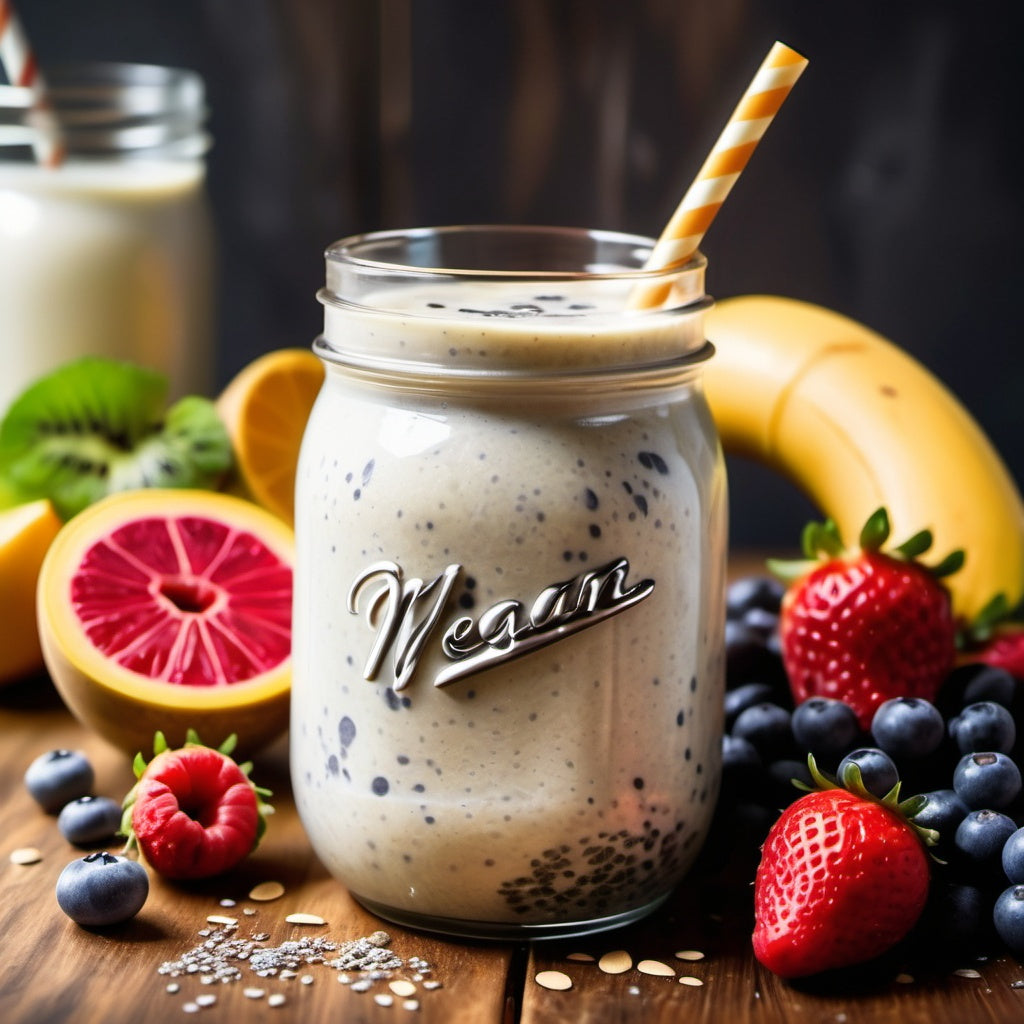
[292,226,727,940]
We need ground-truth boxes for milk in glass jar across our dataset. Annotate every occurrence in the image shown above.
[0,62,214,411]
[292,225,727,940]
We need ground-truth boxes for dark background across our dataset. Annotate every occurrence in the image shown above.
[16,0,1024,548]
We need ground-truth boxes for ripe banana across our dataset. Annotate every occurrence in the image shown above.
[703,294,1024,621]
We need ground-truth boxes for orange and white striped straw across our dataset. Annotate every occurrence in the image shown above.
[0,0,64,166]
[631,40,807,307]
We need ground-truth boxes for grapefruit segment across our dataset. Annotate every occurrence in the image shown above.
[37,489,294,756]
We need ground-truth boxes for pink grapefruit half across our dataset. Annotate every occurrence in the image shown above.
[37,489,294,757]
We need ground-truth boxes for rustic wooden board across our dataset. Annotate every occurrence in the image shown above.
[3,674,1024,1024]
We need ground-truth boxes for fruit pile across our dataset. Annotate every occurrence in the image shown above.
[721,510,1024,977]
[25,732,271,927]
[0,352,322,753]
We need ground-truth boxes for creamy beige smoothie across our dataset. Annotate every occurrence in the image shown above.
[0,160,214,411]
[292,228,727,938]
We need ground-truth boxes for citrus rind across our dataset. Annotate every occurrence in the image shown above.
[216,348,324,526]
[37,489,294,756]
[0,498,63,684]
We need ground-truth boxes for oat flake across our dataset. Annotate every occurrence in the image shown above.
[598,950,632,975]
[535,970,572,991]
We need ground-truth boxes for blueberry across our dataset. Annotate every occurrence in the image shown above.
[949,701,1016,755]
[57,796,124,847]
[55,851,149,927]
[837,747,899,798]
[1003,826,1024,884]
[870,697,945,760]
[724,682,776,730]
[962,665,1019,708]
[913,789,970,857]
[993,884,1024,955]
[726,575,784,618]
[24,749,95,813]
[953,751,1022,810]
[791,697,861,763]
[725,620,779,685]
[766,757,814,808]
[917,881,991,959]
[955,809,1018,870]
[740,606,779,639]
[720,735,763,800]
[731,702,793,760]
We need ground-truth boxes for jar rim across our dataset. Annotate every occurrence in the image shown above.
[0,62,209,159]
[325,224,705,282]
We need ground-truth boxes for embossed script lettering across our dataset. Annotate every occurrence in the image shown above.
[347,557,654,691]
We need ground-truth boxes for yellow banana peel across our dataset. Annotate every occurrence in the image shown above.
[704,295,1024,621]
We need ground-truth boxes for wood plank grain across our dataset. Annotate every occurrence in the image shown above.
[4,674,1024,1023]
[0,676,512,1024]
[522,828,1024,1024]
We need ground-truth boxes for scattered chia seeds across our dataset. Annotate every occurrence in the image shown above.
[156,909,436,1009]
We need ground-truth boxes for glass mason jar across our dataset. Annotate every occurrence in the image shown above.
[0,62,215,412]
[292,225,728,940]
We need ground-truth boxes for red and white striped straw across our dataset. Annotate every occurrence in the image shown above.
[631,41,807,308]
[0,0,64,166]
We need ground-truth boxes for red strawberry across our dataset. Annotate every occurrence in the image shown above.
[959,593,1024,679]
[753,758,935,978]
[120,731,272,880]
[772,508,962,729]
[977,629,1024,678]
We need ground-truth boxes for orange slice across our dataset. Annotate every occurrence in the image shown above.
[216,349,324,525]
[37,489,293,756]
[0,499,62,684]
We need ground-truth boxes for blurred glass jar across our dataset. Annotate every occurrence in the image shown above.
[0,62,215,412]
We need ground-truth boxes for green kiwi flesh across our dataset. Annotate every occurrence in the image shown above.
[0,357,234,520]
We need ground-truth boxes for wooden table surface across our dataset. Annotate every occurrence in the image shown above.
[3,674,1024,1024]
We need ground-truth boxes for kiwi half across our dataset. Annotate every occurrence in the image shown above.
[0,358,233,520]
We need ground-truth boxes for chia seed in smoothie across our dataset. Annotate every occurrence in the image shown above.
[291,229,727,939]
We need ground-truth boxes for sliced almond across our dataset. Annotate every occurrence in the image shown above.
[598,950,632,974]
[637,959,675,977]
[389,980,417,997]
[535,970,572,991]
[566,952,596,962]
[9,847,42,866]
[249,880,286,901]
[285,912,326,926]
[674,949,705,961]
[679,976,704,987]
